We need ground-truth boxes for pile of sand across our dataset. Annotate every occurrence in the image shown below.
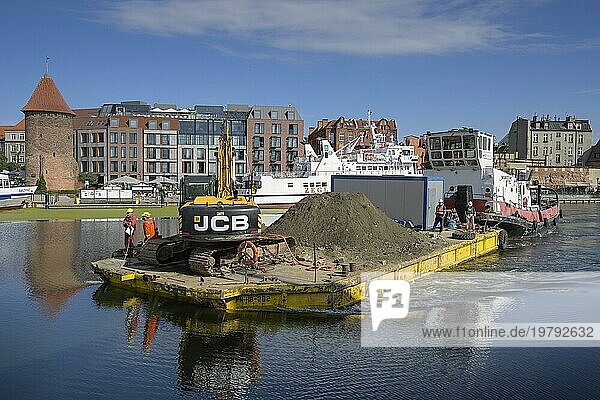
[267,192,444,267]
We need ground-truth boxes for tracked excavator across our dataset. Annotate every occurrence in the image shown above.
[138,121,290,275]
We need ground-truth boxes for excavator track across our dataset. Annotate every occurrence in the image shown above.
[138,236,188,266]
[188,248,217,276]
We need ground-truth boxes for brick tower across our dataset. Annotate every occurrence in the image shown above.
[21,72,79,190]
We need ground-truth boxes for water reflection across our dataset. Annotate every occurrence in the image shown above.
[93,285,266,399]
[24,221,86,315]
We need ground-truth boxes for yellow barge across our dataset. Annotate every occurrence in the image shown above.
[92,230,500,312]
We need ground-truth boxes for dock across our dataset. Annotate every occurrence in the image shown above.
[92,230,501,312]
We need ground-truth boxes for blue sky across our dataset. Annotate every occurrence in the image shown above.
[2,0,600,142]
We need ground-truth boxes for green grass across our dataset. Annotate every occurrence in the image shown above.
[0,206,180,221]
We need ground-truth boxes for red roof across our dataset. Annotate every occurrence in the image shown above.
[21,75,75,116]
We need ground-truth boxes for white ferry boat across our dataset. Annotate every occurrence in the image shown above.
[423,128,560,236]
[0,173,37,209]
[244,139,420,207]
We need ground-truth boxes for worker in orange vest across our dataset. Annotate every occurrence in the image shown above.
[141,211,159,243]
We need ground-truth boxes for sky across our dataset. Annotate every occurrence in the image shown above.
[2,0,600,142]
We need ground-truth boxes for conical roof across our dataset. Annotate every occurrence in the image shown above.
[21,75,75,116]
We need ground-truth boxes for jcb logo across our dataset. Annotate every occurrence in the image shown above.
[193,215,250,232]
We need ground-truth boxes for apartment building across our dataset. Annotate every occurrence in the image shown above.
[2,120,26,165]
[501,114,593,166]
[143,117,179,183]
[73,109,107,182]
[247,105,303,173]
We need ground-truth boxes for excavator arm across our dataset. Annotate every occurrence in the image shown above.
[216,121,235,199]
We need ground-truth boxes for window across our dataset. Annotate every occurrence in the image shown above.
[81,148,89,157]
[129,133,137,144]
[147,148,157,159]
[339,133,345,142]
[162,121,170,130]
[110,118,119,128]
[253,164,264,173]
[160,162,170,173]
[110,132,118,144]
[197,162,206,174]
[148,162,156,173]
[272,124,281,134]
[532,133,538,143]
[578,134,584,144]
[253,136,264,148]
[110,146,118,157]
[182,148,192,159]
[121,147,126,158]
[130,161,138,172]
[556,132,561,138]
[270,149,281,162]
[98,133,105,143]
[270,137,281,148]
[121,133,127,144]
[287,137,298,148]
[80,133,89,143]
[568,134,574,143]
[97,147,104,157]
[183,161,193,174]
[196,148,205,160]
[270,163,282,173]
[578,148,583,156]
[253,150,264,161]
[255,123,264,134]
[543,147,548,156]
[236,150,245,161]
[287,150,298,162]
[129,119,138,128]
[287,111,295,120]
[329,133,334,143]
[271,110,279,119]
[555,154,561,163]
[567,147,573,156]
[161,135,170,145]
[147,134,156,145]
[129,147,137,158]
[442,136,462,150]
[161,148,170,159]
[288,124,298,135]
[543,133,548,143]
[556,141,561,150]
[533,147,538,156]
[253,110,261,119]
[235,163,245,175]
[110,161,118,172]
[148,120,157,130]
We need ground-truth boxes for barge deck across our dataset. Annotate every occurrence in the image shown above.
[92,230,501,311]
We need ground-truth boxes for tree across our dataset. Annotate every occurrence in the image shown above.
[36,174,48,194]
[78,172,99,189]
[0,154,20,172]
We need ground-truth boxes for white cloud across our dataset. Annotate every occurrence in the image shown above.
[95,0,537,56]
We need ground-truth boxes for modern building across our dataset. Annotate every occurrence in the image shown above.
[143,116,179,183]
[500,114,593,167]
[1,120,26,165]
[247,105,304,173]
[308,117,397,155]
[73,108,108,183]
[22,73,79,190]
[177,105,248,181]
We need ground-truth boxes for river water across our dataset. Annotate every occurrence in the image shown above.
[1,204,599,399]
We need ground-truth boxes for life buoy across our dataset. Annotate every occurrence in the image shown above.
[237,240,259,267]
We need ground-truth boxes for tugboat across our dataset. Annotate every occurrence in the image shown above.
[424,128,561,237]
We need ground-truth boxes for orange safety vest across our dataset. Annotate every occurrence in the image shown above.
[143,218,157,241]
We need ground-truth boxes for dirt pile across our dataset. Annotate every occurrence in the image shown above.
[267,192,445,267]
